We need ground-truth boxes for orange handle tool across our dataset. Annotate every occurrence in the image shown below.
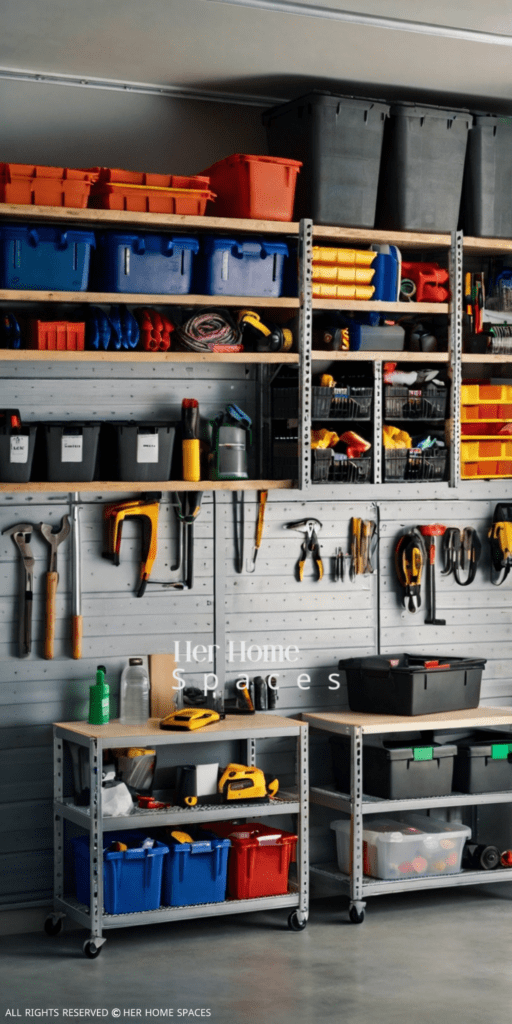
[72,614,83,660]
[44,571,58,660]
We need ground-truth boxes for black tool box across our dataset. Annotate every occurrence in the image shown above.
[329,734,456,799]
[0,409,37,483]
[41,422,101,482]
[453,731,512,793]
[106,422,176,482]
[339,654,486,716]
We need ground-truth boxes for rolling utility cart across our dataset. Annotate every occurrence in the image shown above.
[47,714,308,957]
[303,707,512,924]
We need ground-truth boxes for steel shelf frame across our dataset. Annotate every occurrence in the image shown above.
[303,707,512,922]
[50,715,309,955]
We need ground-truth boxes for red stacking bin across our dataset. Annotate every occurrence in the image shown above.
[0,163,98,208]
[204,821,297,898]
[90,168,211,189]
[30,320,85,351]
[200,154,302,221]
[87,168,215,215]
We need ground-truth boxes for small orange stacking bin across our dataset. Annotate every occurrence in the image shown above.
[88,168,215,214]
[200,153,302,221]
[0,164,97,208]
[30,320,85,351]
[311,245,376,300]
[460,381,512,478]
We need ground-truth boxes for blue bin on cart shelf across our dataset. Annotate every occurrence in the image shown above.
[93,232,199,294]
[72,831,168,915]
[199,236,289,297]
[0,224,95,291]
[162,829,231,907]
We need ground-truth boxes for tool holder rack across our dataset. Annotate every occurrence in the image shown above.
[48,714,309,957]
[2,204,510,497]
[303,706,512,924]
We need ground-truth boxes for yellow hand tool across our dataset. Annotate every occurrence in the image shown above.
[247,490,268,572]
[103,495,160,597]
[283,517,323,582]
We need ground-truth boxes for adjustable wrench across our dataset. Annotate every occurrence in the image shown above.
[2,523,35,658]
[39,515,70,660]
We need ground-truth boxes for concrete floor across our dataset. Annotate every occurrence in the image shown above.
[1,889,512,1024]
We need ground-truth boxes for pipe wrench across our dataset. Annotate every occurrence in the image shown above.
[2,523,35,657]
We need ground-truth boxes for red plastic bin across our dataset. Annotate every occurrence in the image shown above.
[30,320,85,351]
[200,154,302,221]
[203,821,297,898]
[0,164,97,208]
[89,182,215,215]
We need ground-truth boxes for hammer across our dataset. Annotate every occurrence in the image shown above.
[39,515,70,659]
[419,524,446,626]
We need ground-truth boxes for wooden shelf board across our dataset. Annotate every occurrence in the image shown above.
[303,706,512,735]
[311,349,449,363]
[0,202,299,236]
[462,353,512,363]
[0,479,295,494]
[312,225,451,249]
[312,299,450,314]
[0,349,299,364]
[0,289,299,308]
[464,236,512,255]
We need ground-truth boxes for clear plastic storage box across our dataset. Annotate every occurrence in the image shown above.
[331,814,471,880]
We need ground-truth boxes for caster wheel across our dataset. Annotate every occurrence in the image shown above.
[83,940,101,959]
[288,911,307,931]
[44,916,63,937]
[349,906,365,925]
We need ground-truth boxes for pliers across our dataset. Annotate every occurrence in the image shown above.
[283,518,323,582]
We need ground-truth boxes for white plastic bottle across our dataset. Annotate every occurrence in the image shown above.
[119,657,150,725]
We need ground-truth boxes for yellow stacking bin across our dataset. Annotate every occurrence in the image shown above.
[312,264,375,284]
[312,246,375,266]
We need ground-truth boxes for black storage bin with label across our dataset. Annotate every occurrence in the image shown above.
[329,734,457,799]
[453,731,512,793]
[263,92,389,226]
[376,103,471,232]
[460,114,512,238]
[339,653,486,716]
[0,409,37,483]
[108,422,176,482]
[42,423,100,482]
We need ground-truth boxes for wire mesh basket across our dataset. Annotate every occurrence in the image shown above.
[331,387,372,420]
[312,448,333,481]
[384,385,447,421]
[384,448,448,482]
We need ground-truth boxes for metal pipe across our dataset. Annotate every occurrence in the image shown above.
[203,0,512,48]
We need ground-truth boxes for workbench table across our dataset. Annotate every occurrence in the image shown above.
[303,706,512,923]
[48,714,309,956]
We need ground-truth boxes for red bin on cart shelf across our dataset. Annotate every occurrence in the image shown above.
[200,154,302,221]
[203,821,297,899]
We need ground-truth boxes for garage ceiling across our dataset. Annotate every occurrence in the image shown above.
[2,0,512,110]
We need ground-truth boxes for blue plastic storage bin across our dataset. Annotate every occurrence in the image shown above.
[0,224,95,291]
[93,232,199,294]
[72,831,168,915]
[200,236,289,297]
[162,829,230,907]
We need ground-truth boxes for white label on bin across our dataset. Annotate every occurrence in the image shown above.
[137,432,159,464]
[61,435,83,463]
[10,435,29,464]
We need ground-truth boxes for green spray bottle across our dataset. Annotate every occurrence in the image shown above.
[88,664,110,725]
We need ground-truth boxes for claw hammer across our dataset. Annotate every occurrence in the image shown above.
[39,515,70,659]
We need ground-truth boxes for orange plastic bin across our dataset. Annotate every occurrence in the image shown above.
[201,154,302,221]
[0,164,97,208]
[203,821,297,898]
